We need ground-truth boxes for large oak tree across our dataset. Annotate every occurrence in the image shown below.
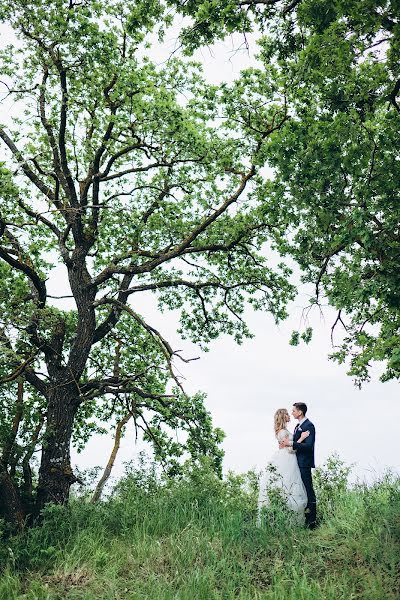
[0,0,293,526]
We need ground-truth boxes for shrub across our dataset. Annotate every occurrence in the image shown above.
[313,453,352,519]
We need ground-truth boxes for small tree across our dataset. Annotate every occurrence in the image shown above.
[0,0,293,524]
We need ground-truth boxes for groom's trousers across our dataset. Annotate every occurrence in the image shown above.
[299,467,317,526]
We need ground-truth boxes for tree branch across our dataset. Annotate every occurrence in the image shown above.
[57,65,79,205]
[17,199,61,238]
[93,298,198,393]
[0,128,56,203]
[0,351,42,384]
[0,223,47,308]
[82,379,174,400]
[98,160,173,182]
[238,0,302,15]
[389,78,400,114]
[1,381,24,467]
[92,272,135,344]
[91,412,132,503]
[38,68,67,206]
[92,167,256,287]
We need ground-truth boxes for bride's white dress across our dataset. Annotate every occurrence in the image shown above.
[258,429,308,523]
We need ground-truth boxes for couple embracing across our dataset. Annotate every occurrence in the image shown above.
[258,402,317,529]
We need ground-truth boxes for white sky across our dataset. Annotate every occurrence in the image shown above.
[1,20,398,485]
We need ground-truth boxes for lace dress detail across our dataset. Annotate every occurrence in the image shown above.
[258,429,307,524]
[277,428,295,452]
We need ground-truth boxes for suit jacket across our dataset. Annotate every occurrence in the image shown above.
[292,418,315,469]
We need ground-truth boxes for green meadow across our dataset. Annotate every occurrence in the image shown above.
[1,457,399,600]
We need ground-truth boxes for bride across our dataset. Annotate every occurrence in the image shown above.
[258,408,309,523]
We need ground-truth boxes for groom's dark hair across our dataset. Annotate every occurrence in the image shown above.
[293,402,307,416]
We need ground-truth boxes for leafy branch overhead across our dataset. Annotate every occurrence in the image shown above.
[258,0,400,384]
[170,0,400,384]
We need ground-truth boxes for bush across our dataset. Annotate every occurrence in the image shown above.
[0,457,399,600]
[313,453,352,519]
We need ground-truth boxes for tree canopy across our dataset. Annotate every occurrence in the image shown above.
[257,0,400,384]
[164,0,400,384]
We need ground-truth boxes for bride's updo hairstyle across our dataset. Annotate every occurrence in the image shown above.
[274,408,288,436]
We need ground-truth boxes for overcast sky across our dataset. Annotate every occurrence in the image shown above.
[1,20,398,485]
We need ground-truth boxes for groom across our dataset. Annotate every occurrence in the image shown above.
[280,402,317,529]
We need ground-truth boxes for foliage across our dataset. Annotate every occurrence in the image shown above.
[166,0,400,383]
[257,0,400,384]
[164,0,301,52]
[0,458,399,599]
[1,0,398,524]
[313,453,352,516]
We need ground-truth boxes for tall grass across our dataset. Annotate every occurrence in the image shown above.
[0,456,399,599]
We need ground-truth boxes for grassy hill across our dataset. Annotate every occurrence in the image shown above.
[1,457,399,600]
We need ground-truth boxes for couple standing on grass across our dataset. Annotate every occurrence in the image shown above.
[258,402,317,529]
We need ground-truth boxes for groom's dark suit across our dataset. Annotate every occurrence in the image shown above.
[292,418,316,528]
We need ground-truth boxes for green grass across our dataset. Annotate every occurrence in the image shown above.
[0,458,399,600]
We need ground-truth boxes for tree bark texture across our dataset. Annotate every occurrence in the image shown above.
[35,384,79,513]
[0,465,25,530]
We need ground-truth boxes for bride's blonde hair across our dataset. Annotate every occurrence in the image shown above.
[274,408,288,436]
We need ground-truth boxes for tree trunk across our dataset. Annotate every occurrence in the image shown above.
[35,260,95,514]
[0,464,25,531]
[91,413,131,503]
[35,385,79,513]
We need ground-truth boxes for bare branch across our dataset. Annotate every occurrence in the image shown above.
[91,412,132,503]
[331,309,348,345]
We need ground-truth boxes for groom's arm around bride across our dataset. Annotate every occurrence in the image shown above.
[293,421,315,464]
